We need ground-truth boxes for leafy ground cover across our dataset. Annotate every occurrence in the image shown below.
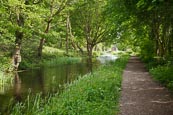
[140,54,173,90]
[9,55,129,115]
[150,65,173,90]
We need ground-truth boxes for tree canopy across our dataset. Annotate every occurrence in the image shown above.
[1,0,173,70]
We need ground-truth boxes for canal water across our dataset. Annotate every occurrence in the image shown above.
[0,62,98,113]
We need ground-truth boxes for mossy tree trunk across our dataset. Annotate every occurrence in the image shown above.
[38,20,51,58]
[12,14,24,71]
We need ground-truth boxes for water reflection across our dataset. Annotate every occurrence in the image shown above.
[0,63,98,112]
[0,62,99,114]
[14,72,22,101]
[86,58,93,72]
[36,69,45,96]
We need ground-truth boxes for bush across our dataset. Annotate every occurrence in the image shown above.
[150,66,173,89]
[140,39,155,62]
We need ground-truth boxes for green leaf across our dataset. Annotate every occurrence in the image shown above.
[136,0,145,8]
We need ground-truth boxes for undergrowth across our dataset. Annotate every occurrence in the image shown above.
[150,65,173,90]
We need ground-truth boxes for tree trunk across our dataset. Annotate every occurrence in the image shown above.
[153,22,162,57]
[38,38,45,57]
[86,43,93,72]
[38,21,51,58]
[12,43,22,71]
[12,13,24,71]
[66,15,69,55]
[76,43,84,54]
[87,43,93,59]
[58,39,63,48]
[168,27,173,56]
[71,40,77,50]
[87,42,94,64]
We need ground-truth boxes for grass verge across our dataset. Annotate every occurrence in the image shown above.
[150,65,173,90]
[10,55,129,115]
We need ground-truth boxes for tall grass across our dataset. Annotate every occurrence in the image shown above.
[20,56,82,69]
[42,57,82,67]
[10,55,129,115]
[0,72,13,86]
[0,71,14,96]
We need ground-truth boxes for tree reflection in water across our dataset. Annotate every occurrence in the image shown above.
[14,72,22,102]
[87,57,93,73]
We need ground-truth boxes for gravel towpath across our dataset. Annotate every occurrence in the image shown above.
[119,56,173,115]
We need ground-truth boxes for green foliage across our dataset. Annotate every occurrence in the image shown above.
[71,0,111,57]
[10,93,46,115]
[140,39,155,62]
[42,57,82,67]
[150,66,173,90]
[123,0,173,60]
[40,46,82,67]
[0,0,128,71]
[18,45,81,69]
[0,57,11,71]
[10,56,129,115]
[92,51,101,57]
[19,54,81,69]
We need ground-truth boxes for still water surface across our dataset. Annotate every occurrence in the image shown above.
[0,62,97,113]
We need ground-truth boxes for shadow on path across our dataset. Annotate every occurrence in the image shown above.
[119,56,173,115]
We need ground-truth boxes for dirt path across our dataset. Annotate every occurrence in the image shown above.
[119,56,173,115]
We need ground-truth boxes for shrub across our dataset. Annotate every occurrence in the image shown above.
[150,66,173,89]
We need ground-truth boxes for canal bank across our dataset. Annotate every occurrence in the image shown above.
[0,61,99,114]
[9,55,129,115]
